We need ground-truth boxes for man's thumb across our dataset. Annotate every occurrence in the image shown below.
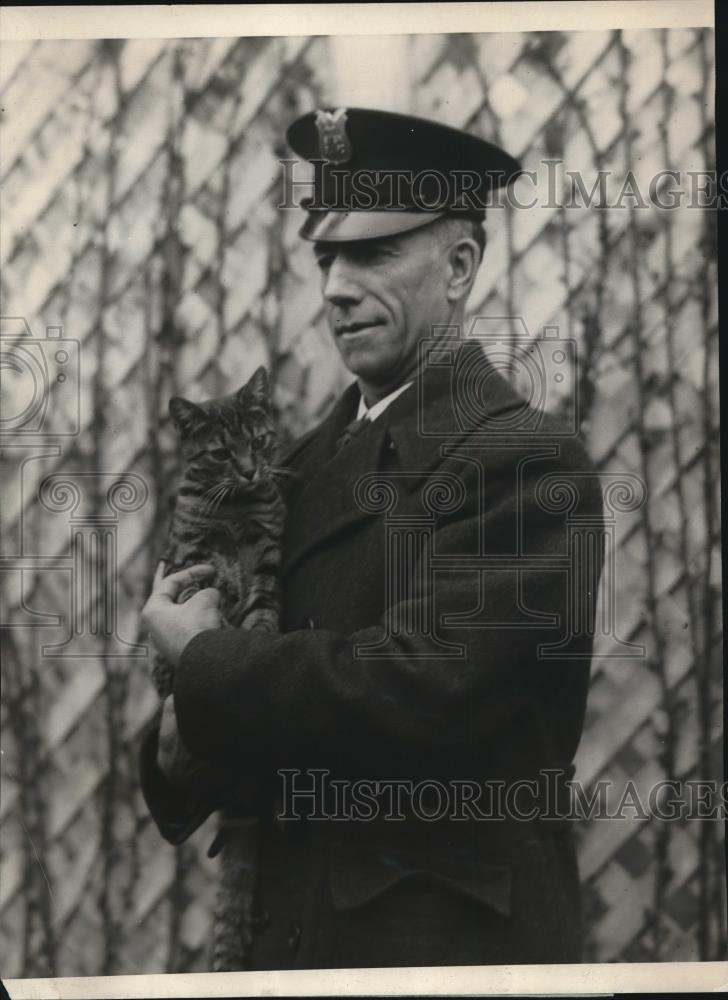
[195,587,221,607]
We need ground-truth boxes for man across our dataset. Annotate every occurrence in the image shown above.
[140,108,604,969]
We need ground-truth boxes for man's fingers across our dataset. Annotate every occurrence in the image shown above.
[153,561,166,587]
[154,563,216,599]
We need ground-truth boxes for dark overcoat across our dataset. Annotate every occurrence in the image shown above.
[140,341,604,969]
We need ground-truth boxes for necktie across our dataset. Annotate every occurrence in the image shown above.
[335,415,370,452]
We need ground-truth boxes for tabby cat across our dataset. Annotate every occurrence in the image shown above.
[152,365,286,971]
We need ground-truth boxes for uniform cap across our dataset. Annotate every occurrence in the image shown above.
[286,106,522,242]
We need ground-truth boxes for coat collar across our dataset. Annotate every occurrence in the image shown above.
[383,340,526,490]
[281,341,526,577]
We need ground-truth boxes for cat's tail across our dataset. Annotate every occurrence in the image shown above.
[211,816,260,971]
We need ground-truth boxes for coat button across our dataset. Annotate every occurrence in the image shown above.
[250,903,270,932]
[300,617,315,629]
[287,920,302,953]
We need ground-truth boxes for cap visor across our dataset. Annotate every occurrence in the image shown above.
[299,210,446,243]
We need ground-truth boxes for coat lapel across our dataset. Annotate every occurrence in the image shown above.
[281,381,385,576]
[384,340,528,491]
[281,341,527,578]
[281,379,360,475]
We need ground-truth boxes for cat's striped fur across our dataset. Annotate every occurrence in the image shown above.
[152,365,285,971]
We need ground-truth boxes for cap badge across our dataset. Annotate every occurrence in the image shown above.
[315,108,352,163]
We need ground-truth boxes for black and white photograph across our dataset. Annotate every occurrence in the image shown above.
[0,2,723,995]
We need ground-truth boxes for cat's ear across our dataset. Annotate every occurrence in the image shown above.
[169,397,208,438]
[239,366,269,406]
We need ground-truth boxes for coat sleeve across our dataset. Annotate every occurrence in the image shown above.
[173,440,604,777]
[138,712,228,844]
[139,711,271,844]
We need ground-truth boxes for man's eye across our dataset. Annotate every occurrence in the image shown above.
[354,244,389,265]
[316,255,333,271]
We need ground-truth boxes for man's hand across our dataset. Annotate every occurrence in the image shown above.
[141,562,222,668]
[157,694,202,782]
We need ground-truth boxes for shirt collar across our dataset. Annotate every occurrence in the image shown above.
[356,381,414,423]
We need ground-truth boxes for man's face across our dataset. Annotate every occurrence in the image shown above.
[314,225,450,395]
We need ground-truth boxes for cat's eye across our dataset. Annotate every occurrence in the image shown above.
[209,447,228,459]
[251,435,266,451]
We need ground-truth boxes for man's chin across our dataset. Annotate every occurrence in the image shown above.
[342,356,396,384]
[336,343,394,379]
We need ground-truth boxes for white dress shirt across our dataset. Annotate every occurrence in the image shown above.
[356,381,413,423]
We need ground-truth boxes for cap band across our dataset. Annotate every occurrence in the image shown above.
[299,209,448,243]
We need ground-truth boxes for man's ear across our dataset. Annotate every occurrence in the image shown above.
[169,397,208,438]
[446,238,481,303]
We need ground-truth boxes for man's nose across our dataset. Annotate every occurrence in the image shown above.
[322,255,363,308]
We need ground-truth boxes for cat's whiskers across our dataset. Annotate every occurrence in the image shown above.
[210,488,232,513]
[202,481,234,514]
[201,484,226,505]
[202,478,238,497]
